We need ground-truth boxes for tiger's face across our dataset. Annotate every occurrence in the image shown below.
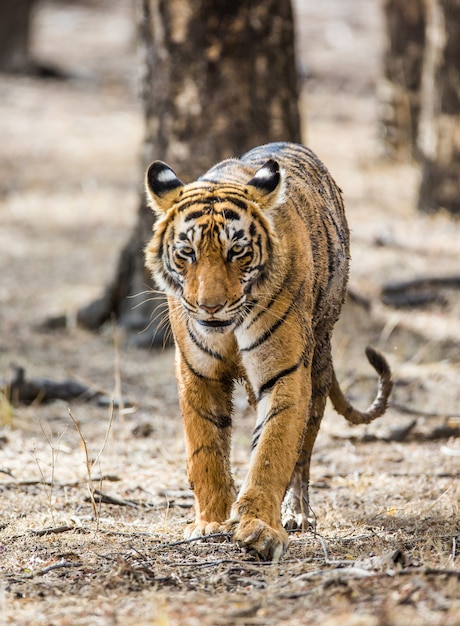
[145,160,284,333]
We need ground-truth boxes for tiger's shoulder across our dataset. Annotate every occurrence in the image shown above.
[200,142,346,224]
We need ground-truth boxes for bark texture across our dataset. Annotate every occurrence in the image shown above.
[417,0,460,215]
[379,0,426,158]
[0,0,36,73]
[77,0,301,342]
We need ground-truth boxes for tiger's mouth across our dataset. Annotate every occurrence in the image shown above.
[197,318,233,328]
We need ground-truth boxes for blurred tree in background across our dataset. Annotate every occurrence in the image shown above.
[76,0,301,342]
[0,0,37,73]
[381,0,460,216]
[5,0,457,341]
[380,0,426,159]
[417,0,460,215]
[0,0,62,77]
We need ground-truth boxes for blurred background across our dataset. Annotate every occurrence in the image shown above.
[1,5,459,622]
[0,0,459,412]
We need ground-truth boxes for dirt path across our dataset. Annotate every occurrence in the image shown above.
[0,1,459,624]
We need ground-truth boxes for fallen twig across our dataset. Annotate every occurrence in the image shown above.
[2,366,100,405]
[90,489,139,508]
[30,525,75,537]
[347,425,460,444]
[382,275,460,294]
[381,275,460,308]
[293,563,460,584]
[390,402,460,420]
[1,366,131,407]
[130,546,265,571]
[38,559,83,576]
[162,532,233,547]
[294,566,373,582]
[335,414,460,444]
[0,475,120,488]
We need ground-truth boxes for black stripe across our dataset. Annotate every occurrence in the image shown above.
[244,250,300,329]
[252,233,263,265]
[328,208,346,246]
[180,348,220,382]
[241,282,303,352]
[265,402,296,424]
[245,281,285,329]
[251,433,261,452]
[215,189,249,202]
[231,228,245,239]
[323,177,347,245]
[185,398,232,429]
[192,445,218,458]
[227,294,245,313]
[201,413,232,428]
[164,259,183,287]
[161,271,179,292]
[222,209,242,221]
[242,263,265,276]
[250,420,265,451]
[217,414,233,428]
[257,360,302,401]
[178,185,215,200]
[241,310,289,351]
[177,199,210,213]
[155,224,170,261]
[246,251,300,329]
[186,321,224,361]
[196,179,250,202]
[222,197,248,210]
[250,402,295,450]
[184,209,206,222]
[177,196,249,218]
[286,185,306,222]
[324,222,336,279]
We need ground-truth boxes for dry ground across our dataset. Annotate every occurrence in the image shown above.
[0,1,459,624]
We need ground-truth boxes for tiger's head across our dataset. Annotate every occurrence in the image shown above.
[145,159,284,332]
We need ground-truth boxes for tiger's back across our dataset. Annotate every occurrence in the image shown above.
[233,142,350,333]
[145,142,392,561]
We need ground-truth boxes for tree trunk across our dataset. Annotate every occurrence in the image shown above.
[417,0,460,215]
[0,0,36,73]
[379,0,426,159]
[77,0,301,344]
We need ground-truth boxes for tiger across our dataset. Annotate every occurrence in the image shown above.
[144,142,392,561]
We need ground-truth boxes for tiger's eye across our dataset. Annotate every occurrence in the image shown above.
[175,245,195,262]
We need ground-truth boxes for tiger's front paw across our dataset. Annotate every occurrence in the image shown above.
[184,520,223,540]
[226,517,289,562]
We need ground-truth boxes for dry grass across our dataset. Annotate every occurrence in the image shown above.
[0,1,459,624]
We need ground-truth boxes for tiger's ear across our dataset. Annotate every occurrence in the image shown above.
[246,159,285,211]
[145,161,184,212]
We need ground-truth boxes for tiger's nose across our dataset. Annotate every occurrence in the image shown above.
[199,302,225,315]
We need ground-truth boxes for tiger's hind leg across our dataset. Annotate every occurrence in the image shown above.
[282,338,332,530]
[281,394,327,530]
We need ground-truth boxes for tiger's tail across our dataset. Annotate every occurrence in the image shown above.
[329,346,393,425]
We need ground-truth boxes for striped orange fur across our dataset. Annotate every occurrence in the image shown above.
[145,142,392,561]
